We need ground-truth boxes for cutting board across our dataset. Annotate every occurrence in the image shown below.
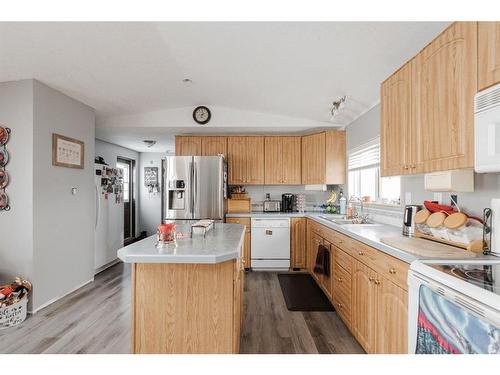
[380,236,479,259]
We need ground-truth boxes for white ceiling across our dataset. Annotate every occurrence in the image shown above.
[0,22,450,151]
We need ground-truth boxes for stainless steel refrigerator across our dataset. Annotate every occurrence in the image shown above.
[161,156,227,223]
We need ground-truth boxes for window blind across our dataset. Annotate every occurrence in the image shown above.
[347,138,380,171]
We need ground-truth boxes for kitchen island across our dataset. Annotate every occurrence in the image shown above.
[117,223,246,354]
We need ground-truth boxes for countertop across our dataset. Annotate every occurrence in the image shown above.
[227,211,494,263]
[117,223,245,264]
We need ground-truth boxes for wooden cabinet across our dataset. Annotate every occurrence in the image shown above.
[381,22,477,176]
[305,218,409,354]
[381,60,419,176]
[414,22,477,173]
[175,136,202,156]
[264,136,301,184]
[376,277,408,354]
[225,217,251,269]
[478,22,500,91]
[302,131,345,184]
[232,256,244,353]
[202,136,227,156]
[351,260,378,353]
[227,136,264,185]
[291,217,307,269]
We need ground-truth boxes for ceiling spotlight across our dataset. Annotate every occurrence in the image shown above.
[143,140,157,148]
[182,78,193,83]
[330,96,347,120]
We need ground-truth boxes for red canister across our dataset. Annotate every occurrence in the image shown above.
[158,222,176,243]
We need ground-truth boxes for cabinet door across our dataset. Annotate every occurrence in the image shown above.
[232,258,244,353]
[246,137,265,184]
[478,22,500,91]
[202,136,227,157]
[380,61,414,177]
[325,131,346,184]
[352,260,378,353]
[415,22,477,173]
[308,232,323,282]
[244,229,251,269]
[175,136,202,156]
[226,217,251,269]
[264,137,283,184]
[291,217,307,269]
[376,277,408,354]
[282,137,302,184]
[321,240,334,301]
[227,137,247,184]
[301,133,325,184]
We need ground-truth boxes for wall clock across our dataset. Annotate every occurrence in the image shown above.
[192,106,211,125]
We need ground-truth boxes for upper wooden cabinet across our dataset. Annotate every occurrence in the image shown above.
[202,136,227,156]
[175,136,202,156]
[264,136,301,184]
[381,60,419,176]
[301,131,345,185]
[478,22,500,91]
[415,22,476,173]
[227,136,265,185]
[381,22,477,176]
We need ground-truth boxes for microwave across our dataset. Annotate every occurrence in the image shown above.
[475,82,500,173]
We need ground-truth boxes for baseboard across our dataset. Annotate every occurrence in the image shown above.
[28,277,94,314]
[95,258,121,275]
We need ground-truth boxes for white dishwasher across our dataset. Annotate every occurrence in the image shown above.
[251,218,290,270]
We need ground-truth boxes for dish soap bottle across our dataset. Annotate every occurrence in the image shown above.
[339,190,347,215]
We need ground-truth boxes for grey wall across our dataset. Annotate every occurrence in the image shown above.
[32,81,96,310]
[139,152,164,236]
[0,80,34,287]
[346,104,380,151]
[95,139,140,236]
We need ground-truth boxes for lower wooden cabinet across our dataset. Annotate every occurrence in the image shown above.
[376,277,408,354]
[352,260,378,353]
[305,218,409,354]
[232,256,244,353]
[291,217,307,269]
[226,217,251,268]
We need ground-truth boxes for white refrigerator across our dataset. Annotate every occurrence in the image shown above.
[94,163,124,272]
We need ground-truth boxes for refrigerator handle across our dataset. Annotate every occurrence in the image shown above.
[192,160,197,217]
[95,184,100,229]
[190,161,195,216]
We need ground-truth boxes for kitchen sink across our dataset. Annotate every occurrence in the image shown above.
[318,216,381,226]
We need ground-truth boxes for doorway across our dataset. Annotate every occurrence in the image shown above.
[117,157,135,245]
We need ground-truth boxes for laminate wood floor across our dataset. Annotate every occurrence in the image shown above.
[0,264,364,354]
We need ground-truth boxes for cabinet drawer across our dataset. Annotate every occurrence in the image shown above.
[334,247,353,274]
[375,256,409,291]
[226,217,251,231]
[333,263,351,307]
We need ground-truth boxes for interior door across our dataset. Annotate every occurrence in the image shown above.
[117,158,134,243]
[192,156,224,220]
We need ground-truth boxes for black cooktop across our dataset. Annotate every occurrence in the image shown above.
[431,263,500,295]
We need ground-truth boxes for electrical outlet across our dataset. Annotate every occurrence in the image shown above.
[433,192,443,204]
[405,192,412,205]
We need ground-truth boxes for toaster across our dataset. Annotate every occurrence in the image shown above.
[263,200,282,212]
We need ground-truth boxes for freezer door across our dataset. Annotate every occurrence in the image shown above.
[163,156,194,220]
[192,156,225,220]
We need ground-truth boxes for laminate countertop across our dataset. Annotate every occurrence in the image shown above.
[226,211,494,263]
[117,223,245,264]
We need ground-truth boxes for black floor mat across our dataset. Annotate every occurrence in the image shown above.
[277,273,334,312]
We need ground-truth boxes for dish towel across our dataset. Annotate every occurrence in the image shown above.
[313,244,330,276]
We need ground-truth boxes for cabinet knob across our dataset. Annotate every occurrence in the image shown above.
[369,276,374,282]
[337,277,343,282]
[389,268,396,274]
[358,251,364,256]
[374,280,381,285]
[411,164,416,168]
[404,165,409,169]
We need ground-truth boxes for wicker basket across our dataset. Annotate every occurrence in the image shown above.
[0,296,28,329]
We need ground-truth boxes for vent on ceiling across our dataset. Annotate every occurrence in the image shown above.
[475,83,500,113]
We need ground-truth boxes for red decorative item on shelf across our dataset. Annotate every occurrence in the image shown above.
[423,200,455,215]
[157,222,176,243]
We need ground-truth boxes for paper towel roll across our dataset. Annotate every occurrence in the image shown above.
[490,198,500,254]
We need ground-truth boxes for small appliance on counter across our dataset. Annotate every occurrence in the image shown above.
[282,193,296,213]
[402,204,422,237]
[263,193,281,212]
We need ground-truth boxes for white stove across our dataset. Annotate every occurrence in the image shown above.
[408,258,500,354]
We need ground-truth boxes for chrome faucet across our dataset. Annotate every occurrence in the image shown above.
[349,196,369,224]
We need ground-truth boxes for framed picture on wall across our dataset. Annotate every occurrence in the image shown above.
[52,133,85,169]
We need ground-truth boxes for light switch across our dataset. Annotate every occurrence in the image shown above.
[404,192,412,205]
[71,187,77,195]
[433,192,442,204]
